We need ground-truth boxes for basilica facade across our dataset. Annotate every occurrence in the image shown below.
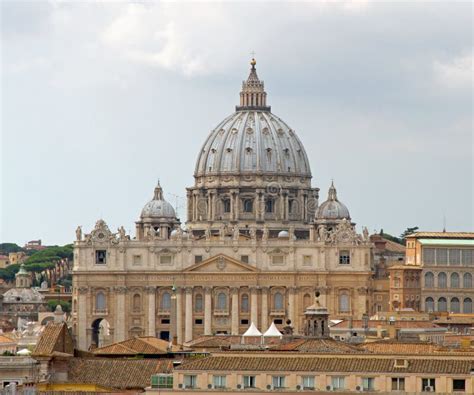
[72,60,373,350]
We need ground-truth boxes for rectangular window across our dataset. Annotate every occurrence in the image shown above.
[436,248,448,265]
[362,377,375,391]
[272,255,284,265]
[462,249,473,266]
[160,255,172,265]
[272,376,285,389]
[274,319,283,324]
[195,255,203,264]
[240,319,249,325]
[302,376,315,390]
[161,319,170,324]
[303,255,312,266]
[194,319,203,325]
[423,248,435,265]
[151,374,173,389]
[448,249,460,265]
[132,255,142,266]
[339,251,350,265]
[265,199,274,213]
[331,377,345,390]
[95,250,106,264]
[391,378,405,391]
[422,378,435,392]
[243,375,256,388]
[241,255,249,264]
[452,379,465,392]
[184,375,197,389]
[213,375,226,389]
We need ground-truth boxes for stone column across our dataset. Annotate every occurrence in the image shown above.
[146,286,156,337]
[77,286,88,350]
[250,287,258,327]
[288,287,296,331]
[261,287,269,331]
[176,287,183,345]
[204,287,212,336]
[114,286,127,342]
[185,287,193,342]
[231,287,239,335]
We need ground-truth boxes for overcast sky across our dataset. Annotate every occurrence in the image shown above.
[1,1,472,246]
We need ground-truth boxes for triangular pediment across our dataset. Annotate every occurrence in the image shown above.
[184,254,258,273]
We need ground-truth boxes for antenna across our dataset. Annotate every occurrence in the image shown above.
[167,192,186,220]
[443,214,446,232]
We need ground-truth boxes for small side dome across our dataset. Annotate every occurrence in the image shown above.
[315,181,350,221]
[278,230,289,239]
[141,181,176,219]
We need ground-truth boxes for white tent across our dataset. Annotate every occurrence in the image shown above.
[263,322,282,337]
[16,348,31,356]
[242,322,262,337]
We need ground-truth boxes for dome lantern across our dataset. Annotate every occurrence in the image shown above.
[236,58,271,112]
[315,181,351,223]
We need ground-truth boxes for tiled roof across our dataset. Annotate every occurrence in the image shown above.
[407,232,474,239]
[0,334,15,344]
[177,355,473,374]
[270,338,364,353]
[383,239,406,253]
[360,341,440,354]
[187,335,281,349]
[67,358,173,390]
[33,322,73,356]
[93,336,179,355]
[331,320,441,329]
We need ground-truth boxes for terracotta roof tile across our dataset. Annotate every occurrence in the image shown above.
[407,232,474,239]
[33,322,73,356]
[93,336,179,355]
[270,338,363,353]
[177,355,473,374]
[331,320,441,329]
[67,358,173,390]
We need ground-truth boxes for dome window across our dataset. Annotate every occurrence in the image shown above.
[226,148,232,153]
[211,148,217,153]
[245,147,253,153]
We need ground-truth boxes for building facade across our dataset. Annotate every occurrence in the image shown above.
[72,59,374,350]
[405,232,474,315]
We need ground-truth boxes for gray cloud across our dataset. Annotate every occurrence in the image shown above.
[1,1,472,244]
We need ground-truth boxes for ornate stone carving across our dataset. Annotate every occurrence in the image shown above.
[77,286,89,294]
[75,226,82,241]
[90,219,113,243]
[217,256,226,271]
[114,286,128,294]
[144,286,157,294]
[185,287,194,294]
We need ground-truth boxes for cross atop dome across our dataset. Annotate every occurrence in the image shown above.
[236,58,271,112]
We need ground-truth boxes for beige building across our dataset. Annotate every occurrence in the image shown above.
[405,232,474,316]
[72,59,373,351]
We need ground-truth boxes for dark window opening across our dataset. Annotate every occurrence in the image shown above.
[265,199,274,213]
[339,251,350,265]
[161,319,170,324]
[241,255,249,264]
[96,250,107,264]
[195,319,203,325]
[195,255,203,264]
[241,319,249,325]
[243,199,253,213]
[453,379,465,392]
[274,319,283,325]
[223,199,231,213]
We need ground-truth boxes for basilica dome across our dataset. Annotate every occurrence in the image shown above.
[141,182,176,219]
[3,288,44,303]
[194,60,311,178]
[315,182,351,221]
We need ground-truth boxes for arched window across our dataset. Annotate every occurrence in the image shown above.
[222,199,231,213]
[450,297,460,313]
[425,297,435,312]
[243,199,253,213]
[463,273,472,288]
[195,294,203,312]
[265,199,274,213]
[217,292,227,310]
[96,292,106,311]
[463,298,472,314]
[450,272,460,288]
[303,294,312,309]
[132,294,141,312]
[339,294,350,313]
[424,272,434,288]
[438,272,447,288]
[438,297,447,312]
[241,294,249,312]
[161,292,171,310]
[274,292,284,310]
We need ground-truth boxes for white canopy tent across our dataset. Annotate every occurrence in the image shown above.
[263,322,282,337]
[242,322,262,337]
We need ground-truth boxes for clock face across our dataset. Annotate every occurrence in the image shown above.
[98,232,105,240]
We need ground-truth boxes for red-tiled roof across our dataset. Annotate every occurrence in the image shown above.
[93,336,179,355]
[407,232,474,239]
[33,322,73,356]
[331,320,441,329]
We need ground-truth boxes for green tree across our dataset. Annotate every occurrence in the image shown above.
[0,264,20,282]
[399,226,419,244]
[379,229,403,245]
[0,243,24,255]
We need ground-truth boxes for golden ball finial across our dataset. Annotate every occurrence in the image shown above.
[250,58,256,67]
